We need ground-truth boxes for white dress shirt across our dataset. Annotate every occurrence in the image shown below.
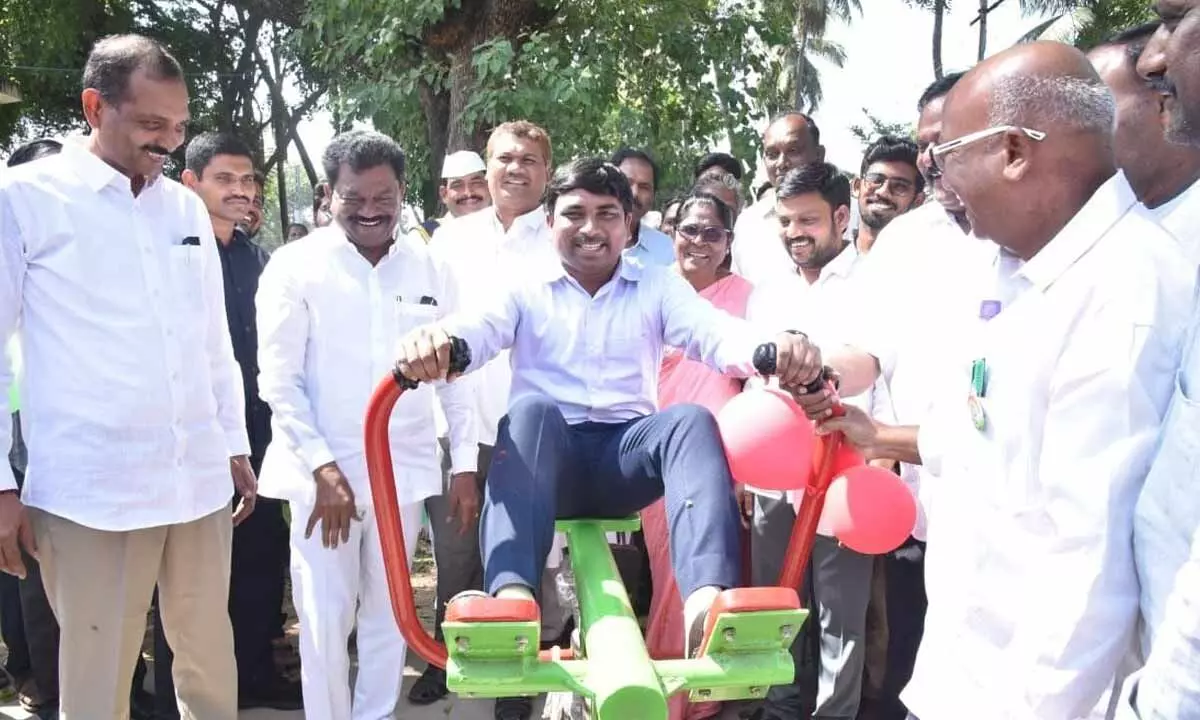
[849,201,998,541]
[0,142,249,531]
[625,223,675,266]
[429,206,558,445]
[731,188,793,286]
[255,225,477,508]
[442,255,769,424]
[1152,178,1200,265]
[744,242,881,504]
[902,173,1195,720]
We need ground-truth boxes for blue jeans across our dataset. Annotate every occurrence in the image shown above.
[481,394,741,601]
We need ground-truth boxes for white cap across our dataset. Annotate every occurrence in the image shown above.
[441,150,486,180]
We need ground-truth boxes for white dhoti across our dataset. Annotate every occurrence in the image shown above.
[289,500,423,720]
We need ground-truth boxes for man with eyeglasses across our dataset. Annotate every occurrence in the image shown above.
[851,136,925,255]
[743,162,883,720]
[792,41,1193,720]
[1116,2,1200,716]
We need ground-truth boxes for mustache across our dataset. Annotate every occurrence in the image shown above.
[350,214,391,224]
[454,194,485,205]
[1146,74,1175,96]
[786,234,816,245]
[225,195,251,204]
[866,198,896,210]
[142,144,171,156]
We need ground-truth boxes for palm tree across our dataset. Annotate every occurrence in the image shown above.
[970,0,1089,57]
[791,0,861,109]
[759,0,860,112]
[904,0,950,79]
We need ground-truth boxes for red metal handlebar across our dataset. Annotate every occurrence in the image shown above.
[364,375,450,669]
[365,373,839,668]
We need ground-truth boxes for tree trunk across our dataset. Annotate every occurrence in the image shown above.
[977,0,989,61]
[446,48,490,154]
[418,78,451,219]
[932,0,945,80]
[793,32,809,111]
[271,40,290,232]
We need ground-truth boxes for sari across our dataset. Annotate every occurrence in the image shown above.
[642,271,754,720]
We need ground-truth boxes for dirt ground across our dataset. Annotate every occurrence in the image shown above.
[0,531,752,719]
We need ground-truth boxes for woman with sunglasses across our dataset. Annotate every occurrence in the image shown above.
[640,190,753,720]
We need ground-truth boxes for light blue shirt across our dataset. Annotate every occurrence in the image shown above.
[625,223,675,266]
[443,255,767,425]
[1128,284,1200,719]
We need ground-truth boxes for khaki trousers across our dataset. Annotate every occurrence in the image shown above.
[30,506,236,720]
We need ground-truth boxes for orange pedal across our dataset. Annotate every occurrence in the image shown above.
[446,596,540,624]
[700,587,801,655]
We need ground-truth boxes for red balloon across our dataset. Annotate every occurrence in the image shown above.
[826,439,864,477]
[822,466,917,555]
[718,388,815,491]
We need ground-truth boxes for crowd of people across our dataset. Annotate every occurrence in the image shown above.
[0,1,1198,718]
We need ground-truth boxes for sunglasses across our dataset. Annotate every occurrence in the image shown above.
[676,224,730,244]
[929,125,1047,176]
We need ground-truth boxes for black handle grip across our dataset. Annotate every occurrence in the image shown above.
[752,341,829,395]
[393,336,472,390]
[447,336,471,374]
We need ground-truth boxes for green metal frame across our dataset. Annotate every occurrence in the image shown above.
[443,517,808,720]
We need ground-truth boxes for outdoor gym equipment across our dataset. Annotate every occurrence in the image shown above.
[365,340,872,719]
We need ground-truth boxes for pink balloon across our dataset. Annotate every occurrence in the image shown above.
[822,466,917,555]
[718,388,815,491]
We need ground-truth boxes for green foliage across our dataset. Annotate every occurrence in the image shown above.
[1071,0,1157,49]
[849,110,916,149]
[305,0,842,211]
[0,0,135,148]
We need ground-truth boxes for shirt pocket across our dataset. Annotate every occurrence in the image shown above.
[168,246,206,316]
[394,300,440,337]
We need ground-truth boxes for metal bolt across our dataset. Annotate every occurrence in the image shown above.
[750,686,765,697]
[456,637,470,653]
[723,628,736,642]
[516,635,530,652]
[780,624,794,641]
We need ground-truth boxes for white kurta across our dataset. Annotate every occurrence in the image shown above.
[902,173,1195,720]
[255,225,477,720]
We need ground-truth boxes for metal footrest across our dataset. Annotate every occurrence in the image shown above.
[688,588,808,703]
[444,597,542,697]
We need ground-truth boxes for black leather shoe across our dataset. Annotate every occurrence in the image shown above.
[495,696,534,720]
[407,664,449,705]
[238,675,304,711]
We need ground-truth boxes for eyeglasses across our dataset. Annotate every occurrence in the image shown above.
[676,224,730,244]
[930,125,1047,175]
[861,173,915,195]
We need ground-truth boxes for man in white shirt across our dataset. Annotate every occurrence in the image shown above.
[851,137,925,256]
[848,70,982,720]
[1088,21,1200,260]
[743,163,878,720]
[422,121,562,720]
[420,150,490,236]
[797,42,1194,720]
[255,130,478,720]
[1118,6,1200,716]
[0,35,253,719]
[396,158,819,661]
[611,147,674,265]
[732,112,825,285]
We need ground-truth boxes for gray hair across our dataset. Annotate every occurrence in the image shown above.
[988,74,1116,136]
